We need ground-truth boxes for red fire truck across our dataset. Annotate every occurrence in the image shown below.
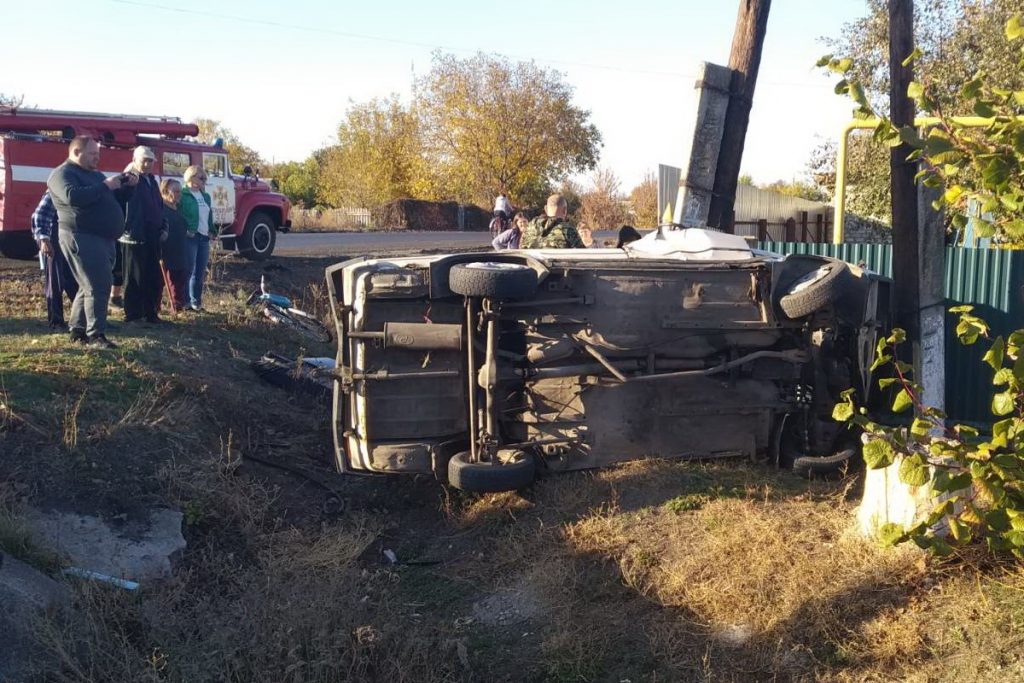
[0,108,291,260]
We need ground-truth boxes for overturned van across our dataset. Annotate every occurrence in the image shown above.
[325,228,891,492]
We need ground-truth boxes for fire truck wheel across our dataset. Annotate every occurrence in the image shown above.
[239,211,277,260]
[0,233,39,261]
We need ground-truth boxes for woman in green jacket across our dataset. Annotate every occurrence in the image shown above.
[180,165,217,311]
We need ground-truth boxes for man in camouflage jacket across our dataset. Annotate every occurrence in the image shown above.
[519,194,585,249]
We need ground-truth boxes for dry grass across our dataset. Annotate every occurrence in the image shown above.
[5,255,1024,682]
[566,491,925,677]
[32,510,467,683]
[0,482,62,572]
[437,461,1024,681]
[60,391,86,450]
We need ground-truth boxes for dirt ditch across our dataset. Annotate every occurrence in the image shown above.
[2,251,1024,682]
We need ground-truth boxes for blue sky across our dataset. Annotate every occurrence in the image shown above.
[4,0,869,189]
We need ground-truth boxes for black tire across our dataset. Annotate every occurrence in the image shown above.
[0,233,39,260]
[239,210,277,261]
[265,305,332,343]
[779,260,853,319]
[448,450,536,492]
[792,448,857,478]
[448,262,537,299]
[251,352,332,402]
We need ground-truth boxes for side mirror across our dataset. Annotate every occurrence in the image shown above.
[243,165,253,177]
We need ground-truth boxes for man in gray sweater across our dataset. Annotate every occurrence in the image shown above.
[47,136,137,349]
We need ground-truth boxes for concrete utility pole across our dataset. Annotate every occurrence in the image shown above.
[890,0,946,410]
[707,0,771,230]
[857,0,947,540]
[672,63,733,228]
[889,0,921,348]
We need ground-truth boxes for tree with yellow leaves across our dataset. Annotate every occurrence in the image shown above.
[415,51,602,209]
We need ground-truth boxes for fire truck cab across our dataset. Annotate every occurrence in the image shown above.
[0,108,290,261]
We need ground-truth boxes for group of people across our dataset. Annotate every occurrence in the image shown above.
[33,137,217,349]
[490,192,643,251]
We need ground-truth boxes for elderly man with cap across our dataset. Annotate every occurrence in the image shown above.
[121,145,167,324]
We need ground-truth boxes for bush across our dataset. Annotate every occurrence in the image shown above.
[835,308,1024,557]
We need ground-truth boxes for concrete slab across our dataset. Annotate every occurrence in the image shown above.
[674,62,733,228]
[857,454,963,539]
[26,508,186,581]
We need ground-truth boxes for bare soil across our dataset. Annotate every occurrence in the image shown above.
[2,251,1024,682]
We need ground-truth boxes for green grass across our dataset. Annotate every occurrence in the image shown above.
[0,335,147,415]
[5,255,1024,682]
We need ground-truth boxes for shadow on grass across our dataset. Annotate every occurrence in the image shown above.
[428,458,919,681]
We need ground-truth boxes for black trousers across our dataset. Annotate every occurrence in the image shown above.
[44,241,79,327]
[123,241,163,320]
[112,241,125,287]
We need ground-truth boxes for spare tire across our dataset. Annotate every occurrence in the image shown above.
[448,450,536,492]
[779,261,853,319]
[449,262,537,299]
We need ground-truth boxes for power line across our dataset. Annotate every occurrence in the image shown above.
[111,0,698,79]
[113,0,835,90]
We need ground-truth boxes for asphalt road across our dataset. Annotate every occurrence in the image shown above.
[275,230,618,257]
[0,230,623,267]
[275,230,492,256]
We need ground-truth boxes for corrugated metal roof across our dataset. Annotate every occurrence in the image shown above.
[734,184,831,223]
[658,164,832,225]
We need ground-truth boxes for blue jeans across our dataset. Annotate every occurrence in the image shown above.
[185,234,210,309]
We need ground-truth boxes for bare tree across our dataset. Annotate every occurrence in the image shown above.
[580,168,628,229]
[628,171,658,227]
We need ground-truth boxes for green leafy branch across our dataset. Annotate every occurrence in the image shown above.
[819,14,1024,244]
[834,307,1024,557]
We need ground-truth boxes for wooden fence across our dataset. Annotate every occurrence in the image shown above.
[726,211,832,243]
[290,208,372,231]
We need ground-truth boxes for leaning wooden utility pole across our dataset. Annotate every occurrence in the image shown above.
[707,0,771,230]
[889,0,920,348]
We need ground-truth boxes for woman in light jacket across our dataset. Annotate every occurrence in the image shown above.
[179,165,216,311]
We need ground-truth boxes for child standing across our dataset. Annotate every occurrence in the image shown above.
[159,179,190,312]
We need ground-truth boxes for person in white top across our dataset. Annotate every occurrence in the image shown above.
[493,193,513,220]
[180,165,216,311]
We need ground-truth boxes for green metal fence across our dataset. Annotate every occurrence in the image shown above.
[757,241,1024,423]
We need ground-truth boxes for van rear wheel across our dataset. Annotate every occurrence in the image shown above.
[239,211,277,261]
